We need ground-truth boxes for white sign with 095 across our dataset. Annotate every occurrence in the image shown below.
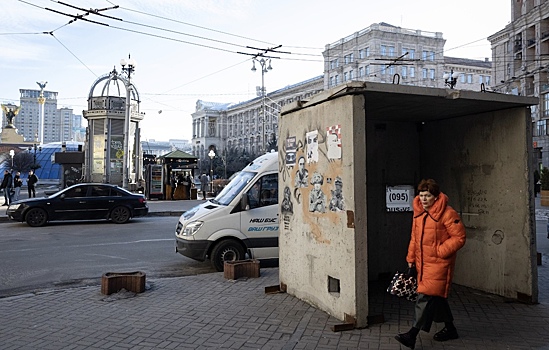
[386,185,414,212]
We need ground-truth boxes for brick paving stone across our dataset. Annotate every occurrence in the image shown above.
[1,263,549,349]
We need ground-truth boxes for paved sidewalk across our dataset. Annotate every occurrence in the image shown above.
[1,197,549,349]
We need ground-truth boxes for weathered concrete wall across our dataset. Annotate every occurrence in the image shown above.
[419,108,537,301]
[278,94,369,327]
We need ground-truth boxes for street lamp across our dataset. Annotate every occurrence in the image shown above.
[208,149,215,193]
[28,144,42,170]
[443,69,460,89]
[120,55,137,189]
[9,149,14,169]
[251,57,272,153]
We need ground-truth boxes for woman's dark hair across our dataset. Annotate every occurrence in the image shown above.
[417,179,440,197]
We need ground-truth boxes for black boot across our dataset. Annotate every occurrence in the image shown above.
[395,328,418,349]
[433,326,459,342]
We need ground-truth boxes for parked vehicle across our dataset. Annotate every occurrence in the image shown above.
[175,152,279,271]
[7,183,148,227]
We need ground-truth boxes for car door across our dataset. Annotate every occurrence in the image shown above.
[240,173,279,259]
[85,185,114,219]
[51,185,91,220]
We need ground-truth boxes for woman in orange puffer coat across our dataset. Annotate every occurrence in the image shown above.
[395,179,466,349]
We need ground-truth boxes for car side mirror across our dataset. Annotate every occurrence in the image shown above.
[60,194,66,200]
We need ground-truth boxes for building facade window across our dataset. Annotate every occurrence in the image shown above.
[467,74,473,83]
[422,50,435,61]
[429,69,435,80]
[402,66,407,77]
[330,59,339,69]
[422,68,428,79]
[410,67,415,77]
[359,67,364,77]
[543,93,549,117]
[344,53,354,64]
[537,119,547,136]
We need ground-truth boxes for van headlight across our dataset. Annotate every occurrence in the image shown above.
[182,221,203,236]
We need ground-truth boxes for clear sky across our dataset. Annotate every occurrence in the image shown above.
[1,0,510,142]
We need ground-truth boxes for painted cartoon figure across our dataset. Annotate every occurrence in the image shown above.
[329,176,345,211]
[309,172,326,213]
[294,156,308,187]
[281,186,293,214]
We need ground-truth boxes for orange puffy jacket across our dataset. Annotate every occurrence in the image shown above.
[406,192,466,298]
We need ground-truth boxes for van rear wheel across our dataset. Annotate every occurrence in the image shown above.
[210,240,246,272]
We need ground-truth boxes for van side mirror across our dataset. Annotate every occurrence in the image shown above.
[240,193,250,211]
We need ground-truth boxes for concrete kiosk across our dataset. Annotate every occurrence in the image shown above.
[278,82,538,328]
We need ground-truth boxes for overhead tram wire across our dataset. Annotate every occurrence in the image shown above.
[103,0,276,47]
[50,33,98,77]
[26,1,326,63]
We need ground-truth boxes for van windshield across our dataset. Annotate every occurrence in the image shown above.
[213,171,256,206]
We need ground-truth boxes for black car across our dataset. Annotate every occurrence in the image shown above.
[6,183,149,227]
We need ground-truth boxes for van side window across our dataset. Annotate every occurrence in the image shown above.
[247,173,278,209]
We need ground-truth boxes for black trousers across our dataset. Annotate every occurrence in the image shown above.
[28,185,36,198]
[413,294,454,332]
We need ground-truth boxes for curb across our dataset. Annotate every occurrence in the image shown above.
[0,211,183,224]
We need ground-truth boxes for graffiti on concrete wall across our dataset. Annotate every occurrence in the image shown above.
[306,130,319,163]
[329,176,345,211]
[281,186,293,215]
[326,124,342,160]
[309,172,326,213]
[294,156,309,188]
[285,136,297,167]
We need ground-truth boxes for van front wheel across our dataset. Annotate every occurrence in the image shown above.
[210,240,246,272]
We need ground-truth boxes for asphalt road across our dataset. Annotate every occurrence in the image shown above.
[0,216,215,297]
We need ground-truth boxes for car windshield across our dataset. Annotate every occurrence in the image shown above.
[212,171,256,206]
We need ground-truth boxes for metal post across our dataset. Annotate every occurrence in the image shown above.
[261,66,266,153]
[36,81,47,145]
[120,55,136,189]
[123,82,131,189]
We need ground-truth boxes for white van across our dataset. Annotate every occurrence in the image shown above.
[175,152,279,271]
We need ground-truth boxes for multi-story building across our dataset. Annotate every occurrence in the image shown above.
[15,89,58,143]
[192,23,492,166]
[489,0,549,169]
[192,76,323,160]
[58,107,73,142]
[323,22,491,91]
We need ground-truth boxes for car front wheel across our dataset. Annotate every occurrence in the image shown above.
[210,239,246,272]
[110,206,131,224]
[26,208,48,227]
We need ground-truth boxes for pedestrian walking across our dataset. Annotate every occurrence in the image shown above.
[395,179,466,349]
[1,169,13,205]
[13,171,22,202]
[27,170,38,198]
[185,173,192,199]
[200,173,209,200]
